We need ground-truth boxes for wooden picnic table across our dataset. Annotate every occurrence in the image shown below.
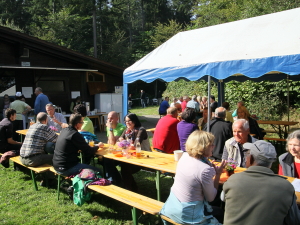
[97,146,300,204]
[96,146,176,201]
[257,120,298,139]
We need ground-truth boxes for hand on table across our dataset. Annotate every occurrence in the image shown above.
[95,142,104,147]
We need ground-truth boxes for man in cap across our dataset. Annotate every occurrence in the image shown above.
[222,140,300,225]
[9,92,31,140]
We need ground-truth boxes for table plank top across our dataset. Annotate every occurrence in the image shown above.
[16,129,59,135]
[257,120,299,126]
[96,146,177,173]
[96,148,300,204]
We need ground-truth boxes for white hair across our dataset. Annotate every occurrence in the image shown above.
[234,119,249,130]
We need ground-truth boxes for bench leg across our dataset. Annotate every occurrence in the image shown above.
[57,174,61,200]
[156,171,161,201]
[131,207,137,225]
[30,170,38,191]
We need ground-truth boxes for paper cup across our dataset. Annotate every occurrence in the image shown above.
[173,150,184,161]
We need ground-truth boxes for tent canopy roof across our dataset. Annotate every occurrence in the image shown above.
[124,7,300,83]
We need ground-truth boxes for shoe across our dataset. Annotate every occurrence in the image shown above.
[0,159,10,168]
[67,186,74,200]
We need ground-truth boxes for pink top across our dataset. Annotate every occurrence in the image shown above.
[171,152,217,202]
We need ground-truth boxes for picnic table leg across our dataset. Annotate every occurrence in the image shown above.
[131,207,137,225]
[30,170,38,191]
[156,171,161,201]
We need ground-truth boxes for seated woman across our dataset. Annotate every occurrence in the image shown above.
[119,113,151,191]
[237,106,264,140]
[279,130,300,178]
[177,108,199,151]
[160,130,225,225]
[74,104,94,134]
[198,107,212,130]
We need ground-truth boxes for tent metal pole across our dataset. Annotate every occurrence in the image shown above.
[207,76,211,132]
[287,75,290,122]
[123,83,128,122]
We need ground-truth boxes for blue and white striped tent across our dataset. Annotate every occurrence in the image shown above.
[123,7,300,116]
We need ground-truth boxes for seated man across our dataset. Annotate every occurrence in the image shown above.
[222,119,257,167]
[20,112,58,167]
[103,111,126,185]
[158,97,170,116]
[53,113,101,176]
[222,141,300,225]
[0,108,22,167]
[153,107,180,153]
[46,103,68,132]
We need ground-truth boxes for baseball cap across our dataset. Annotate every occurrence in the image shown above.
[243,140,277,163]
[16,92,22,97]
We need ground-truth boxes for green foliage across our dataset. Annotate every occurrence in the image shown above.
[163,79,218,99]
[28,6,92,55]
[192,0,300,28]
[225,79,300,120]
[150,20,185,48]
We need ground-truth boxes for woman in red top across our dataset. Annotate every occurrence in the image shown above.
[278,130,300,178]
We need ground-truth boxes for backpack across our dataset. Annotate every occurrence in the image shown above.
[72,169,101,206]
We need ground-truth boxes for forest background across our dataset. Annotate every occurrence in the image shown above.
[2,0,300,119]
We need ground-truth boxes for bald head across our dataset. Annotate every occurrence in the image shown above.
[107,111,119,125]
[167,107,178,118]
[215,107,226,119]
[37,112,48,124]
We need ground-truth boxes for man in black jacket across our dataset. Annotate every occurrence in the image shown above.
[203,107,233,160]
[52,113,101,176]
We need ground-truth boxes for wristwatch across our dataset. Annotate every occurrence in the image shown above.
[109,128,113,132]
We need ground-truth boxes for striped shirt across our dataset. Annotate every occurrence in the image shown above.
[20,123,58,157]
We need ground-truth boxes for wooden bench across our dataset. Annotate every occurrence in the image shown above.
[9,156,52,191]
[88,184,164,225]
[263,137,286,155]
[263,129,279,134]
[160,215,182,225]
[263,137,286,142]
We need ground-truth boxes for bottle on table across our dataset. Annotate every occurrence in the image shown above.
[136,141,141,158]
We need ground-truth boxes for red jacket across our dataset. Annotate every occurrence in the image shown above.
[153,115,180,153]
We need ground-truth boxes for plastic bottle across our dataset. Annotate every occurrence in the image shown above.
[136,141,141,158]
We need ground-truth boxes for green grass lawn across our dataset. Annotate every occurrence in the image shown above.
[129,106,158,116]
[0,161,173,225]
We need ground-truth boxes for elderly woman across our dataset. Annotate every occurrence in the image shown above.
[278,130,300,178]
[160,130,225,225]
[237,106,264,140]
[119,113,151,191]
[177,108,199,151]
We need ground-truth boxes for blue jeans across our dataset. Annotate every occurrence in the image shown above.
[141,99,146,108]
[57,163,101,177]
[44,142,55,154]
